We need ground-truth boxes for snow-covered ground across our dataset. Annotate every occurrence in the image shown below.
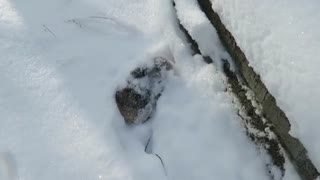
[0,0,302,179]
[211,0,320,170]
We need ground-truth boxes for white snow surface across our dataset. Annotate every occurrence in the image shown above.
[174,0,229,69]
[0,0,299,180]
[212,0,320,169]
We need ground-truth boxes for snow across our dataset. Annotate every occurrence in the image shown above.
[172,1,299,179]
[0,0,302,179]
[174,0,230,69]
[212,0,320,170]
[153,58,269,180]
[0,0,163,179]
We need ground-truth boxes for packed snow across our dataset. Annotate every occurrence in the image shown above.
[211,0,320,170]
[0,0,303,179]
